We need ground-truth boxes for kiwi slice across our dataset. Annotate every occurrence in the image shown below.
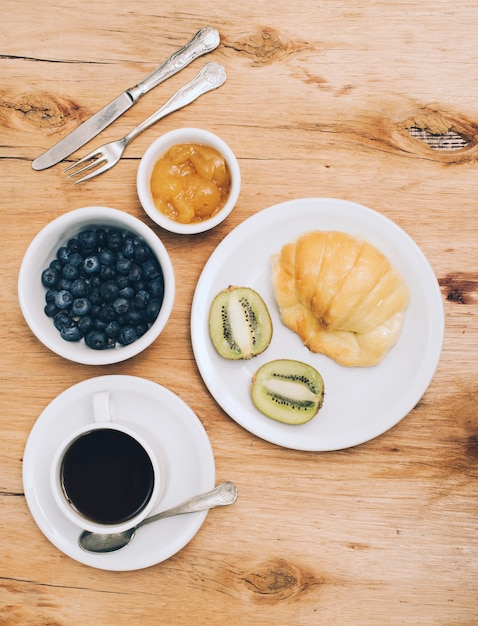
[251,359,324,424]
[209,286,273,359]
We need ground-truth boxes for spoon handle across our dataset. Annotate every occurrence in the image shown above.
[138,481,238,529]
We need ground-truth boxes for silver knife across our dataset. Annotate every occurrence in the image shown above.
[32,26,220,171]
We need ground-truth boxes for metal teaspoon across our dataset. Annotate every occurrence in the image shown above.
[78,481,238,553]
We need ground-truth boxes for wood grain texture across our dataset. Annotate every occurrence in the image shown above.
[1,1,477,624]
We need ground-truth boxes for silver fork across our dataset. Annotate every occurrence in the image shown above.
[64,62,226,184]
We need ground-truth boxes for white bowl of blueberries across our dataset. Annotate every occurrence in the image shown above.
[18,206,175,365]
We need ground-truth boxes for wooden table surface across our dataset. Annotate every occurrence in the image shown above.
[1,2,477,624]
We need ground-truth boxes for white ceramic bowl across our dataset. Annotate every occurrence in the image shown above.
[18,206,175,365]
[137,127,241,234]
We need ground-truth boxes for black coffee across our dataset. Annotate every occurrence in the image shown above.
[61,428,155,525]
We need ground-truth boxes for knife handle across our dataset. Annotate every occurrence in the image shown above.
[128,27,220,101]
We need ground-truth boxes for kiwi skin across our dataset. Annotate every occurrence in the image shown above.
[251,359,325,425]
[208,286,273,360]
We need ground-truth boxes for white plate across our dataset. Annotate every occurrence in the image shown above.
[191,198,444,451]
[22,375,215,570]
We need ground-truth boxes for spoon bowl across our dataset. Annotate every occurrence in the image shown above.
[78,480,238,553]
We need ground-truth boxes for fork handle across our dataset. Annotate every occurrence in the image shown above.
[127,27,220,101]
[123,62,227,146]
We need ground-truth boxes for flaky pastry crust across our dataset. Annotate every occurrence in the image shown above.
[271,231,409,366]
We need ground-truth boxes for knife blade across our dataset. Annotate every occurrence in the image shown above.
[32,26,220,171]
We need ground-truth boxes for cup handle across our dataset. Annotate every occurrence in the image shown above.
[93,391,115,423]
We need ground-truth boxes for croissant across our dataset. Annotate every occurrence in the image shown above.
[271,231,410,367]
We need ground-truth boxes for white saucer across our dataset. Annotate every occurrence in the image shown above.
[191,198,444,451]
[22,375,215,571]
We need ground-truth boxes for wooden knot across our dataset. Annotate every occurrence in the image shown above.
[397,106,478,163]
[466,434,478,460]
[439,272,478,305]
[225,28,300,66]
[241,558,322,602]
[0,91,83,131]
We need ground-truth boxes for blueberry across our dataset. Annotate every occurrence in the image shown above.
[67,237,80,252]
[133,242,151,262]
[96,228,107,248]
[99,265,116,281]
[49,259,62,272]
[45,289,57,303]
[41,266,60,288]
[118,325,137,346]
[77,315,93,334]
[57,278,72,291]
[85,329,109,350]
[142,259,161,280]
[148,277,164,300]
[134,279,147,293]
[122,238,135,258]
[72,297,92,317]
[116,274,130,289]
[54,311,73,331]
[106,229,124,251]
[68,252,83,268]
[144,298,161,322]
[44,301,59,317]
[133,289,150,309]
[98,304,116,323]
[143,259,162,280]
[99,280,119,301]
[135,322,149,338]
[56,246,71,263]
[128,263,142,282]
[82,255,100,275]
[105,320,121,338]
[70,278,88,298]
[94,317,108,330]
[119,286,135,300]
[125,308,143,325]
[61,325,83,342]
[62,264,79,281]
[54,289,73,310]
[89,275,102,288]
[116,258,132,275]
[112,297,129,315]
[89,288,103,306]
[78,229,98,251]
[98,248,115,266]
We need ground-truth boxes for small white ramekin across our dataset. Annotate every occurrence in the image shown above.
[137,127,241,234]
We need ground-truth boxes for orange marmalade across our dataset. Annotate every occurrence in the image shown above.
[150,143,231,224]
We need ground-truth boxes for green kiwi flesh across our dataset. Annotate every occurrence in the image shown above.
[209,286,273,359]
[251,359,324,424]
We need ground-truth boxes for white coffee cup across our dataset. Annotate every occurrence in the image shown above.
[50,391,161,534]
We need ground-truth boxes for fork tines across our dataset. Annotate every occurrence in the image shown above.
[64,151,110,184]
